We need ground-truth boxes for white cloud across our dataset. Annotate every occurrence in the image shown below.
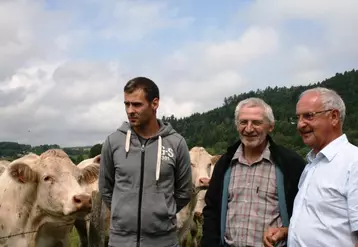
[94,0,194,42]
[0,0,357,147]
[243,0,358,55]
[154,26,279,112]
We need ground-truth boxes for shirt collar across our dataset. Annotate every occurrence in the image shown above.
[306,134,348,162]
[232,141,272,164]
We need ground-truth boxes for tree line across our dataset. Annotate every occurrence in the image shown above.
[1,69,357,160]
[163,69,358,157]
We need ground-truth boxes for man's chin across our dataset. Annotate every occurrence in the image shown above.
[242,140,259,148]
[129,120,139,126]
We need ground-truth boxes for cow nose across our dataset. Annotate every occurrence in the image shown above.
[194,211,202,218]
[199,177,210,187]
[73,194,92,211]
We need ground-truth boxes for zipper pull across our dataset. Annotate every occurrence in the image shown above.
[141,144,145,152]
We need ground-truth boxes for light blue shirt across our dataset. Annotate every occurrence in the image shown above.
[288,134,358,247]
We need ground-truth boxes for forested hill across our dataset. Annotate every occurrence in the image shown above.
[1,69,358,160]
[162,69,358,157]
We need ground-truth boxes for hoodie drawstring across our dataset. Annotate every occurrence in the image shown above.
[124,130,162,186]
[125,130,131,153]
[155,136,162,186]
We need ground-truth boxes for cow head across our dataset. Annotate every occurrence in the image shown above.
[189,147,219,189]
[77,154,100,169]
[8,149,99,217]
[189,149,221,217]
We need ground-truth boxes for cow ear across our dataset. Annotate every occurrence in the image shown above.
[0,165,6,175]
[8,162,38,183]
[210,155,221,165]
[93,155,100,164]
[82,164,99,184]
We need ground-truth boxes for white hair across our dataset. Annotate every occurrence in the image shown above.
[299,87,346,123]
[234,97,275,127]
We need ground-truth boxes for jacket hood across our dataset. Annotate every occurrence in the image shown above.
[116,119,176,185]
[117,119,175,137]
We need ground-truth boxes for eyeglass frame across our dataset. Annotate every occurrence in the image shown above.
[290,109,334,123]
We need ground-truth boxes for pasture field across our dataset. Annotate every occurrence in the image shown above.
[68,218,203,247]
[70,229,79,247]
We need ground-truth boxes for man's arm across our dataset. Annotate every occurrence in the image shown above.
[98,136,115,210]
[201,157,224,247]
[174,138,192,213]
[348,161,358,246]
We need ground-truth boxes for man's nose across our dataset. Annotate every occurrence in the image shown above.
[245,122,254,132]
[126,105,135,114]
[297,116,307,129]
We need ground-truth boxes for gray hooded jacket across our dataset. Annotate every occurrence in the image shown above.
[98,120,192,247]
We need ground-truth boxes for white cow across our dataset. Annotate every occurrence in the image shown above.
[176,147,220,246]
[74,155,105,247]
[0,149,99,247]
[189,147,221,217]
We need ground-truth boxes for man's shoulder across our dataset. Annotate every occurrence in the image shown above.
[102,129,126,149]
[270,141,305,163]
[337,140,358,161]
[107,129,124,140]
[164,130,187,147]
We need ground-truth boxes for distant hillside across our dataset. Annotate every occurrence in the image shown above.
[163,69,358,157]
[2,69,358,159]
[0,142,89,162]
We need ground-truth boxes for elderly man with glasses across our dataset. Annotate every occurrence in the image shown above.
[201,97,306,247]
[264,87,358,247]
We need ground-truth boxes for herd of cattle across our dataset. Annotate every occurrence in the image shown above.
[0,147,221,247]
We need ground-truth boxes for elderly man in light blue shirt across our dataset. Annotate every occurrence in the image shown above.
[263,87,358,247]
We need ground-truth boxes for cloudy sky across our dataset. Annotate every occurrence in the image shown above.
[0,0,357,147]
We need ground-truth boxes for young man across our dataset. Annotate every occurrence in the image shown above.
[98,77,192,247]
[265,87,358,247]
[202,97,306,247]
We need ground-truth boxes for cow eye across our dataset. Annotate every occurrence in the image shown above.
[43,175,54,182]
[207,164,211,174]
[77,175,84,184]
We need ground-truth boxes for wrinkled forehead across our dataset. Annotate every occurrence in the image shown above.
[238,105,265,120]
[190,150,212,168]
[297,92,322,112]
[38,156,81,176]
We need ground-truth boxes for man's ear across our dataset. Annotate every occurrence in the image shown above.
[267,122,275,133]
[331,109,340,127]
[8,162,38,183]
[152,98,159,111]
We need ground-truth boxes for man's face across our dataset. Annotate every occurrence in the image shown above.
[237,105,274,149]
[296,92,335,152]
[124,89,158,128]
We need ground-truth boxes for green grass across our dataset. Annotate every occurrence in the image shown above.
[69,227,79,247]
[69,219,203,247]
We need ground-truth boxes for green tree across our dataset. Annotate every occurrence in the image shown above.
[89,143,103,158]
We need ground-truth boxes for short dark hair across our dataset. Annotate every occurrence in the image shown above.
[124,77,160,102]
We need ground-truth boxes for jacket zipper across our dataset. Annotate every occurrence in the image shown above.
[137,140,148,247]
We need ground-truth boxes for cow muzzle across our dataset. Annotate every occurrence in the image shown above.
[199,177,210,188]
[73,194,92,212]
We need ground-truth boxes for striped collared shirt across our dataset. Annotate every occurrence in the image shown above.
[225,142,283,247]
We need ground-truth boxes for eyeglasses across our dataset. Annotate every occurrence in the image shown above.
[238,119,265,127]
[289,109,333,124]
